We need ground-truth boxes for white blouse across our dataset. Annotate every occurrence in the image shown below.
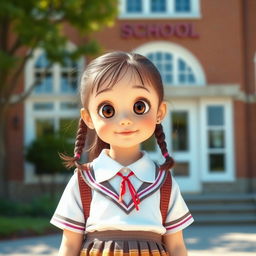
[50,149,194,235]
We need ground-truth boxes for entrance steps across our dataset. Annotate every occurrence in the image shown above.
[184,193,256,225]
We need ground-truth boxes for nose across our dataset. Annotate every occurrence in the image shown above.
[119,113,133,126]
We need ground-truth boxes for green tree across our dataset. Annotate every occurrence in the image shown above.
[0,0,118,197]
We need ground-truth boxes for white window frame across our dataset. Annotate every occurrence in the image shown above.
[119,0,201,19]
[24,101,80,184]
[134,41,206,86]
[200,98,235,182]
[24,43,84,184]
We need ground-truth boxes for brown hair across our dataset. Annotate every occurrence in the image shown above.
[60,51,174,171]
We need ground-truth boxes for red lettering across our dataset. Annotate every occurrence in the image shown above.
[160,24,174,38]
[147,24,160,37]
[175,23,190,38]
[120,24,133,39]
[120,23,199,39]
[134,24,147,38]
[189,23,199,38]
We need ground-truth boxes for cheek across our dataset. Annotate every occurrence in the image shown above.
[94,119,114,138]
[139,115,156,131]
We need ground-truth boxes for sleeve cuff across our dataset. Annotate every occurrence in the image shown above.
[164,212,194,234]
[50,214,85,234]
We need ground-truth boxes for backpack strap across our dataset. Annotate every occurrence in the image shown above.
[77,163,92,224]
[160,171,172,224]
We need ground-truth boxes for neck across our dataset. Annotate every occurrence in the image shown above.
[108,145,142,166]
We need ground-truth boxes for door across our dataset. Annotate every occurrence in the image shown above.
[163,101,201,193]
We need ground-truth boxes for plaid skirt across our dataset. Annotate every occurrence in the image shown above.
[80,230,169,256]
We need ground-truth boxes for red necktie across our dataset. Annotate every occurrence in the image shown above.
[117,171,140,211]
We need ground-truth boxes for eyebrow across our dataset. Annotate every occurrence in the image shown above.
[95,85,150,97]
[95,87,112,97]
[132,85,150,92]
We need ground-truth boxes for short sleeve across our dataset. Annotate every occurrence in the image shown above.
[163,175,194,234]
[50,171,85,234]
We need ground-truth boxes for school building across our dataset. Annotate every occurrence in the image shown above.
[5,0,256,200]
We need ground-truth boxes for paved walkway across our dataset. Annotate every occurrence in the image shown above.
[0,225,255,256]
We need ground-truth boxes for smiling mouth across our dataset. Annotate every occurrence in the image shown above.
[115,130,138,135]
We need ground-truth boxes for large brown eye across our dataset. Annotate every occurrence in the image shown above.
[98,104,115,118]
[134,100,150,115]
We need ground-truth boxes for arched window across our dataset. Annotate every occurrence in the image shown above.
[134,41,206,86]
[32,52,79,95]
[147,51,196,85]
[34,53,53,94]
[25,45,84,146]
[60,57,79,94]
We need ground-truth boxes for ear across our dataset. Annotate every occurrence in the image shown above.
[80,108,95,129]
[157,101,167,123]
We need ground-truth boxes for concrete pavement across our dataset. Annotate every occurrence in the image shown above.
[0,225,255,256]
[183,225,256,256]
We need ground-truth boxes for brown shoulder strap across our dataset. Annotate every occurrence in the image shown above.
[160,171,172,224]
[77,164,92,223]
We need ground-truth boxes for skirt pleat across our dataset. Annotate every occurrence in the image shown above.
[127,241,139,256]
[147,241,161,256]
[80,231,168,256]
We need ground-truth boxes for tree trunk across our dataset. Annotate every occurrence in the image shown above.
[0,108,9,198]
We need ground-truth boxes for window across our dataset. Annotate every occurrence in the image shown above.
[33,102,54,111]
[120,0,200,19]
[151,0,166,12]
[134,41,206,86]
[36,119,54,137]
[147,51,197,85]
[34,53,53,93]
[147,52,173,84]
[127,0,142,13]
[178,59,196,84]
[207,106,226,173]
[175,0,191,12]
[61,57,78,94]
[24,47,83,184]
[25,47,83,146]
[200,100,235,182]
[172,111,189,151]
[33,53,78,95]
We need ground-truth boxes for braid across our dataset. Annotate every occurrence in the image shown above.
[59,118,87,169]
[154,124,175,171]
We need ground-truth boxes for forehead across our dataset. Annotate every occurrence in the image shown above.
[91,65,154,95]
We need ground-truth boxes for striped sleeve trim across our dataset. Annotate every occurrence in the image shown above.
[164,212,194,233]
[50,214,85,233]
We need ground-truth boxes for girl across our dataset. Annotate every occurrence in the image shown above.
[51,51,194,256]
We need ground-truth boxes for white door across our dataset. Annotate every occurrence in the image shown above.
[162,100,201,193]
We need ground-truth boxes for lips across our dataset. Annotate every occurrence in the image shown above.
[115,130,138,135]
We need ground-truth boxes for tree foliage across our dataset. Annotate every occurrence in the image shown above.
[0,0,118,197]
[0,0,117,105]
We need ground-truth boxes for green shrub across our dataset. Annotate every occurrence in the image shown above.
[26,133,73,175]
[0,194,60,217]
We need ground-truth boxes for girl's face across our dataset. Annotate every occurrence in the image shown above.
[81,69,166,150]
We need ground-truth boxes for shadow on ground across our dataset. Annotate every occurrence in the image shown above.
[184,225,256,253]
